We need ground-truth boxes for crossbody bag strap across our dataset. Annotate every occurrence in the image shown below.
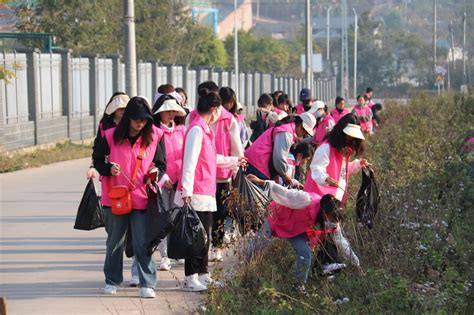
[129,142,146,189]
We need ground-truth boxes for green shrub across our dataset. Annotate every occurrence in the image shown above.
[204,93,474,314]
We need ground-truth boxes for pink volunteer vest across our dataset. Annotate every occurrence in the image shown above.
[268,192,321,238]
[330,108,350,124]
[295,103,305,114]
[353,105,373,132]
[101,125,163,210]
[214,108,234,180]
[304,142,351,205]
[188,108,234,180]
[177,116,217,196]
[245,122,296,179]
[313,115,335,146]
[161,124,186,184]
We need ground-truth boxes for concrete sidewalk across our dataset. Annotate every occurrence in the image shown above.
[0,158,202,314]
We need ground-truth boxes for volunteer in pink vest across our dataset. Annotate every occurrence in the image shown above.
[174,90,245,292]
[309,101,335,147]
[304,114,368,273]
[279,142,314,188]
[247,176,355,290]
[330,96,350,124]
[267,93,291,127]
[236,102,249,147]
[87,92,129,179]
[151,95,187,272]
[245,112,316,185]
[295,88,313,114]
[93,97,167,299]
[352,94,373,134]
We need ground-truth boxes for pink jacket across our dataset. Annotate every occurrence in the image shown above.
[304,142,351,205]
[245,122,296,179]
[101,126,163,210]
[177,116,217,196]
[313,115,335,146]
[161,124,186,184]
[330,108,350,124]
[352,105,373,132]
[268,192,321,238]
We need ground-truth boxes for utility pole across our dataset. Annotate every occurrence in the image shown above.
[305,0,313,89]
[433,0,437,67]
[124,0,137,97]
[340,0,349,98]
[234,0,239,100]
[462,11,467,85]
[450,20,455,70]
[353,8,358,99]
[326,6,331,76]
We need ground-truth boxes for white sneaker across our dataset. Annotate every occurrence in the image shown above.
[175,259,185,265]
[210,249,224,262]
[103,284,117,295]
[322,263,347,275]
[129,276,139,287]
[182,274,207,292]
[139,287,156,298]
[159,257,172,271]
[199,273,223,288]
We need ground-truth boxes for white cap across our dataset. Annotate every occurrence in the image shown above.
[308,100,325,114]
[105,94,129,115]
[153,99,186,116]
[237,102,243,110]
[299,112,317,136]
[343,123,365,140]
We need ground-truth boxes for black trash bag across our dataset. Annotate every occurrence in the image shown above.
[125,224,134,258]
[144,184,182,256]
[249,112,266,142]
[356,168,379,229]
[167,204,207,260]
[231,168,271,234]
[74,179,105,230]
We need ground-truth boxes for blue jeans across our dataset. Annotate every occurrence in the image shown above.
[287,233,312,284]
[103,207,156,288]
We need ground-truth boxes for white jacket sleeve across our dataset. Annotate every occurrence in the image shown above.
[348,159,362,176]
[265,181,312,209]
[310,143,331,185]
[216,154,239,170]
[181,126,202,197]
[229,117,244,157]
[330,223,360,267]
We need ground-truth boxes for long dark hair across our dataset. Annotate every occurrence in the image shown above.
[274,114,302,128]
[100,91,127,129]
[315,194,346,228]
[113,97,154,146]
[219,86,237,115]
[325,113,365,156]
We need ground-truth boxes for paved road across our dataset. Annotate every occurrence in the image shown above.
[0,158,201,314]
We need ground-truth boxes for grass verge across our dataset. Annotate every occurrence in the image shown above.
[204,93,474,314]
[0,141,92,173]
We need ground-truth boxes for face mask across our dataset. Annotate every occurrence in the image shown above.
[315,111,322,118]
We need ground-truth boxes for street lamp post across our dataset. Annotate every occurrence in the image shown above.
[124,0,137,97]
[353,8,358,99]
[234,0,239,100]
[305,0,313,89]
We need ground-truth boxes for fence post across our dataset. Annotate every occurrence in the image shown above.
[23,48,41,145]
[182,64,189,93]
[60,49,73,138]
[82,54,98,135]
[108,54,121,92]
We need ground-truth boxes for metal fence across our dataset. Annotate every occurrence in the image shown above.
[0,50,337,151]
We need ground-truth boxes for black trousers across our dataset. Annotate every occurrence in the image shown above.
[212,182,231,248]
[185,211,213,276]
